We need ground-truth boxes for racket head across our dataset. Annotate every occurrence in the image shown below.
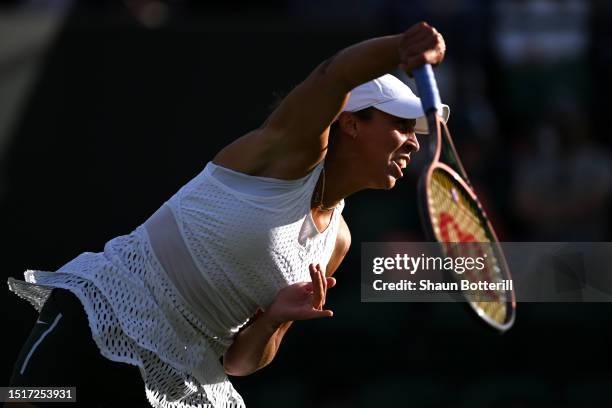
[418,117,516,332]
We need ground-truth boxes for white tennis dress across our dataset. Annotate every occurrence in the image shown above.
[8,160,344,408]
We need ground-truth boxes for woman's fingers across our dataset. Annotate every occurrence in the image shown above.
[302,278,335,301]
[400,34,438,61]
[304,276,336,290]
[318,271,326,308]
[317,264,327,309]
[399,21,445,72]
[401,22,432,47]
[400,36,442,71]
[317,264,327,299]
[310,309,334,319]
[402,21,431,39]
[317,265,326,308]
[309,264,323,309]
[308,263,338,311]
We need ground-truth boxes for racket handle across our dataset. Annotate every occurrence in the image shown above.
[414,64,442,115]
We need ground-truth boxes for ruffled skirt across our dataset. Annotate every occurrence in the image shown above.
[8,226,245,408]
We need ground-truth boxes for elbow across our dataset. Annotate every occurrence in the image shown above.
[223,354,258,377]
[223,358,248,377]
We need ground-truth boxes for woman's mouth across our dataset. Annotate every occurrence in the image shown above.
[391,158,408,177]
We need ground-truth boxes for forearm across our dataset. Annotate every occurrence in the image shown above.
[326,35,402,91]
[224,264,337,376]
[223,311,293,376]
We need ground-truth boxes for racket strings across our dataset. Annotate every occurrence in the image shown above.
[430,174,485,240]
[428,169,508,324]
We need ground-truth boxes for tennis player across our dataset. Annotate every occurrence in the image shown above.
[8,22,448,407]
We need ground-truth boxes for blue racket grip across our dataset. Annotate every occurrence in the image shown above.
[413,64,441,115]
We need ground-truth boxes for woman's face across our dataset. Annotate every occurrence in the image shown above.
[353,109,420,189]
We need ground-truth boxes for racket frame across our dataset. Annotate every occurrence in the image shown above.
[418,113,516,332]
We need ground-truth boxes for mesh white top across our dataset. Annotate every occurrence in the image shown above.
[9,160,344,408]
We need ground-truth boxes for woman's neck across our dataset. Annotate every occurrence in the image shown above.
[313,147,364,211]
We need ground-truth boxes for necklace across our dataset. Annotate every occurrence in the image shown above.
[313,167,336,212]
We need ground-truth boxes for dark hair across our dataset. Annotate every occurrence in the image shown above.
[330,107,376,138]
[351,107,376,121]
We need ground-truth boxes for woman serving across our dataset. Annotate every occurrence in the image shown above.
[8,21,447,408]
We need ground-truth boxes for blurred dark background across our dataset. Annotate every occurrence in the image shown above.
[2,0,611,407]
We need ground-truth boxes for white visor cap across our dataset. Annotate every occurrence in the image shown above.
[342,74,450,134]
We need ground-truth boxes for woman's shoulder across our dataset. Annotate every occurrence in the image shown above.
[213,127,327,180]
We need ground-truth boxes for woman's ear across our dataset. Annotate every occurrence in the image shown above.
[338,112,358,139]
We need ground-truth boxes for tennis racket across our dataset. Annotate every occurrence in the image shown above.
[414,65,516,332]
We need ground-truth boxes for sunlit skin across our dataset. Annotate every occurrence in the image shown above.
[320,109,420,209]
[214,22,444,377]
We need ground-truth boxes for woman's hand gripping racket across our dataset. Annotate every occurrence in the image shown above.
[413,65,516,332]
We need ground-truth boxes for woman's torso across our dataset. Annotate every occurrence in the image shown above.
[144,160,344,341]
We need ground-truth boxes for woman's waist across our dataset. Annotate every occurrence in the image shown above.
[142,204,258,338]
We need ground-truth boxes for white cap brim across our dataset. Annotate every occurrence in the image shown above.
[374,97,450,134]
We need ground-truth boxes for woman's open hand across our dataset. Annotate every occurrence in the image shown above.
[266,264,336,326]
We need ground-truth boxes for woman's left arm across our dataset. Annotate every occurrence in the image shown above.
[223,218,351,376]
[222,264,334,376]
